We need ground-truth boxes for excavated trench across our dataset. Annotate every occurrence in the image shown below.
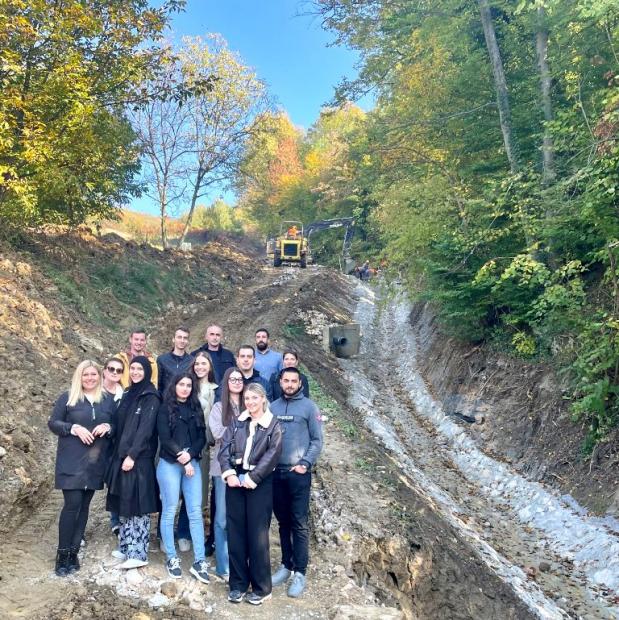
[335,281,619,619]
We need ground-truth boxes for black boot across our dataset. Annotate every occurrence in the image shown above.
[67,546,80,573]
[55,548,70,577]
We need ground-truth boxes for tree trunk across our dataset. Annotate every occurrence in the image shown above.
[535,6,555,185]
[478,0,519,174]
[178,167,204,246]
[159,188,168,249]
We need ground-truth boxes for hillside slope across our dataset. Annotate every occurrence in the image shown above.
[0,228,257,532]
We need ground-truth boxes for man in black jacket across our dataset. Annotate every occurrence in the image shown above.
[191,324,235,384]
[236,345,269,393]
[157,327,194,395]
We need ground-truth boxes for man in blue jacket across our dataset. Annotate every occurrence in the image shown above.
[270,367,323,599]
[254,328,283,383]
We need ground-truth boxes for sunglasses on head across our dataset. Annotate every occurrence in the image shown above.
[106,366,123,374]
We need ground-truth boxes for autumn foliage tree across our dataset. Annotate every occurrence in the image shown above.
[312,0,619,446]
[235,104,377,260]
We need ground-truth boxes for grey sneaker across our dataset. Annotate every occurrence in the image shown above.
[287,572,306,598]
[190,560,210,584]
[228,590,246,603]
[245,591,272,605]
[166,556,182,579]
[271,564,292,586]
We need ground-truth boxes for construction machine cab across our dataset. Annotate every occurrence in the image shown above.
[272,221,309,268]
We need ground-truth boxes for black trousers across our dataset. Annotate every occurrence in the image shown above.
[58,489,95,549]
[226,474,273,596]
[272,469,311,574]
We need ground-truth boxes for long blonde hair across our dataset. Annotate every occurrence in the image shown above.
[244,382,269,413]
[67,360,104,406]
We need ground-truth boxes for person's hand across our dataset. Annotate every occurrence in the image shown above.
[226,474,241,488]
[121,456,135,471]
[92,423,111,437]
[72,425,95,445]
[290,464,308,475]
[177,451,191,465]
[184,462,195,477]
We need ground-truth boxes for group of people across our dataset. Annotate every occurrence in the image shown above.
[48,324,323,605]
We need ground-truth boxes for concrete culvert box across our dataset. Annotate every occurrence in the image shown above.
[323,324,361,358]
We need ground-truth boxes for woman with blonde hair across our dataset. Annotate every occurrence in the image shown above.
[102,356,125,402]
[48,360,115,576]
[102,356,125,537]
[218,382,282,605]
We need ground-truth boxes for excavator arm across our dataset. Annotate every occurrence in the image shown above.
[305,217,355,261]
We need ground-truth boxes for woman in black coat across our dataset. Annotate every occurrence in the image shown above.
[48,359,114,576]
[106,356,160,570]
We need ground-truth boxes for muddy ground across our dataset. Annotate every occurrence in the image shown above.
[0,232,617,619]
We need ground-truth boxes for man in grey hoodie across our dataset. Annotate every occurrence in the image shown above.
[269,367,323,598]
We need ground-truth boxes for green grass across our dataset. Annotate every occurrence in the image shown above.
[282,322,305,339]
[354,457,374,472]
[18,234,222,331]
[304,367,359,438]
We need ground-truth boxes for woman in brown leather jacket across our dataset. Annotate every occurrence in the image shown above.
[218,382,282,606]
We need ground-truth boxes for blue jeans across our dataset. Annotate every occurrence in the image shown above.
[213,476,229,576]
[109,511,120,530]
[157,459,205,563]
[176,499,191,540]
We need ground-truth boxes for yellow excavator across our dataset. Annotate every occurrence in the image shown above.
[267,221,310,268]
[267,217,355,271]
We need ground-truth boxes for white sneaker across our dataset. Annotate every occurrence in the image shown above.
[118,558,148,570]
[178,538,191,552]
[111,549,126,560]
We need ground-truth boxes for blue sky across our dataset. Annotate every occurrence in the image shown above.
[131,0,367,215]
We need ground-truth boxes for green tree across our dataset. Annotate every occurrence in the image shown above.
[313,0,619,445]
[0,0,185,224]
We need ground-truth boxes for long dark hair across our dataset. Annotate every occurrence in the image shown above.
[163,372,202,430]
[221,367,244,428]
[193,350,215,384]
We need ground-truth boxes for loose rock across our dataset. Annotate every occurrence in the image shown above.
[160,581,178,598]
[539,561,551,573]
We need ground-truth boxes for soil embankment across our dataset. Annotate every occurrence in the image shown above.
[409,301,619,517]
[0,229,256,534]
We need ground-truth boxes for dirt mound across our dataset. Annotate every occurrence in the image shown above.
[0,250,93,530]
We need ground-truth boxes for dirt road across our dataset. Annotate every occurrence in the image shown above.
[0,264,394,620]
[2,263,615,619]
